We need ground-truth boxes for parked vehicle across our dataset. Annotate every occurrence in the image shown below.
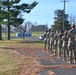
[38,34,44,40]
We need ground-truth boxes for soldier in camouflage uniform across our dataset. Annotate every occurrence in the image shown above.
[57,30,64,57]
[49,29,54,52]
[47,29,51,52]
[68,24,76,63]
[44,29,48,50]
[53,30,59,55]
[62,31,68,60]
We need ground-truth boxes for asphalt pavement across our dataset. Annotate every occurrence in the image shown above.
[36,50,76,75]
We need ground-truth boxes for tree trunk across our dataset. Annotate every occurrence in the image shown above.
[7,3,10,40]
[7,25,10,40]
[0,25,2,40]
[0,6,2,40]
[23,32,25,39]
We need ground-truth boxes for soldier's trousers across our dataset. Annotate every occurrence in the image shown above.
[74,49,76,59]
[54,46,57,55]
[54,42,58,55]
[63,48,67,60]
[50,41,54,51]
[69,48,73,62]
[62,45,68,60]
[58,45,62,57]
[69,45,76,63]
[47,39,50,51]
[44,38,47,50]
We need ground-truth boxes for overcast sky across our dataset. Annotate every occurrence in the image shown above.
[20,0,76,27]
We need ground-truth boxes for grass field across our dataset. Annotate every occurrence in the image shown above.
[32,32,44,36]
[0,41,19,75]
[0,39,44,75]
[2,32,44,38]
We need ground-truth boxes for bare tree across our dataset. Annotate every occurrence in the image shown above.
[69,14,76,25]
[16,21,32,39]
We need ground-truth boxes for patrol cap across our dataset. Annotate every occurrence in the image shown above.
[71,24,75,28]
[49,28,51,32]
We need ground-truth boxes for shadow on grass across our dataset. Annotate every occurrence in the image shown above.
[0,47,19,50]
[0,69,19,75]
[22,40,44,44]
[0,39,44,44]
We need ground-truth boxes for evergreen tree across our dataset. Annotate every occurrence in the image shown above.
[0,0,38,40]
[52,9,70,32]
[0,2,6,40]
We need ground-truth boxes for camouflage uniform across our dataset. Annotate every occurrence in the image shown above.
[49,30,54,51]
[53,30,59,55]
[68,24,76,63]
[44,30,48,50]
[57,30,64,57]
[47,29,51,51]
[62,31,68,60]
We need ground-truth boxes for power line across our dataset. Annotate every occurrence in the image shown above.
[24,13,53,18]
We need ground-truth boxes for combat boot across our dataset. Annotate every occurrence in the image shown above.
[68,58,72,63]
[63,58,67,61]
[74,59,76,63]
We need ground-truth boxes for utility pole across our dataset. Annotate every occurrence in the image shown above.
[61,0,68,31]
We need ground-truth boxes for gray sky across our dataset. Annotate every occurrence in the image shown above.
[20,0,76,27]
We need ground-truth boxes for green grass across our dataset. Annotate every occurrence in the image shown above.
[0,49,19,75]
[0,40,25,75]
[32,32,44,37]
[0,69,19,75]
[2,32,45,37]
[0,39,44,75]
[2,32,17,37]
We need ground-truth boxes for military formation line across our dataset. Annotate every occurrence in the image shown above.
[44,24,76,64]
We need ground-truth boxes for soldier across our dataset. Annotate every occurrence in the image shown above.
[68,24,76,63]
[62,31,68,60]
[53,30,59,56]
[47,29,51,52]
[57,29,64,57]
[44,29,48,50]
[49,29,54,52]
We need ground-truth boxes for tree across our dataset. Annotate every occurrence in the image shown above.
[0,2,6,40]
[30,24,48,32]
[0,0,38,40]
[25,21,33,31]
[69,14,76,25]
[52,9,70,31]
[16,21,33,39]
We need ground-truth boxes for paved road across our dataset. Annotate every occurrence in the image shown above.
[25,36,39,41]
[36,50,76,75]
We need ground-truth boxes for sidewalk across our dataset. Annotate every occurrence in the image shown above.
[36,50,76,75]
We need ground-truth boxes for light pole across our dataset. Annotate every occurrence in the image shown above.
[61,0,68,31]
